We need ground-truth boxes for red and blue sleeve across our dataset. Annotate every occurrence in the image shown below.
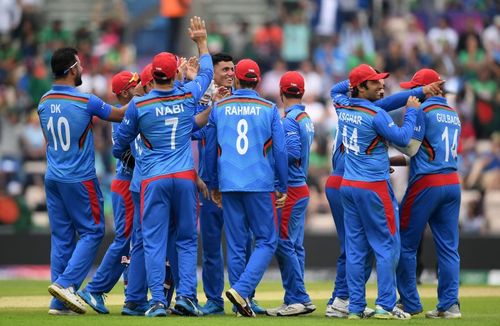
[283,117,301,165]
[205,108,219,189]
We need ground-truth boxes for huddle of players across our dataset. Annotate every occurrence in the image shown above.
[39,15,461,320]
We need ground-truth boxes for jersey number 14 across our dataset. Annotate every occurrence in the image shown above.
[441,126,458,162]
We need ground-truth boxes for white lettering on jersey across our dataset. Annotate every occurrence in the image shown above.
[436,113,461,126]
[155,104,185,116]
[338,112,362,125]
[224,106,261,116]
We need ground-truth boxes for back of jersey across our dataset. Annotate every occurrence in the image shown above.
[38,88,97,182]
[410,99,461,183]
[215,93,278,192]
[341,104,389,182]
[135,88,196,177]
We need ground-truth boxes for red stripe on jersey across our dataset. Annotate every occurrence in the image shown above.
[79,121,93,149]
[218,97,273,108]
[140,170,197,219]
[279,185,309,239]
[400,172,459,230]
[423,104,455,113]
[422,138,435,161]
[111,179,134,238]
[83,180,101,225]
[140,132,153,149]
[263,137,273,157]
[347,106,377,116]
[365,135,382,155]
[136,93,193,108]
[40,93,89,104]
[325,175,343,190]
[295,112,309,122]
[341,179,397,236]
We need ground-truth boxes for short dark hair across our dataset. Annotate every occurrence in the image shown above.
[153,75,172,85]
[282,90,303,99]
[212,53,233,66]
[351,80,368,98]
[51,47,78,78]
[238,75,259,89]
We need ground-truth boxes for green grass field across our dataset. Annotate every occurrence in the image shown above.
[1,280,500,325]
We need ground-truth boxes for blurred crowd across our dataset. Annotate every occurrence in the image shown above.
[0,0,498,234]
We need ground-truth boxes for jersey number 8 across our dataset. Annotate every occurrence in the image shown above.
[236,118,249,155]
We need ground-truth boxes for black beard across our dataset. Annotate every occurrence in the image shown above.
[75,73,82,87]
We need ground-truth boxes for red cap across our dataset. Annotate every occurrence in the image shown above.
[152,52,177,80]
[140,63,153,86]
[400,69,441,89]
[235,59,261,82]
[112,71,139,94]
[349,64,389,88]
[279,71,305,95]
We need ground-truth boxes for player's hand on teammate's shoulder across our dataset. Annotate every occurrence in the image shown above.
[212,86,230,103]
[188,16,207,44]
[274,191,287,209]
[211,189,222,208]
[422,80,444,97]
[406,96,421,110]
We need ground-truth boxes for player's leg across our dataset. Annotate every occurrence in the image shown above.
[199,189,225,313]
[45,179,77,313]
[141,178,171,314]
[165,216,177,309]
[274,185,312,314]
[397,185,436,314]
[171,177,201,316]
[325,178,348,306]
[82,179,133,310]
[55,179,105,289]
[359,181,408,319]
[428,183,461,315]
[341,185,370,316]
[122,190,149,316]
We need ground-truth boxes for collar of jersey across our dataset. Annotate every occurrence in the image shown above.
[52,84,77,92]
[422,96,447,107]
[233,89,259,97]
[150,88,176,96]
[350,97,374,108]
[285,104,305,114]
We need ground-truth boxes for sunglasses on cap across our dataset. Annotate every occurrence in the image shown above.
[119,72,140,94]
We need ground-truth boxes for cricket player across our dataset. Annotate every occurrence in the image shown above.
[77,71,139,314]
[40,47,127,315]
[339,64,419,320]
[326,77,441,318]
[395,69,462,319]
[112,16,213,317]
[266,71,316,317]
[205,59,288,317]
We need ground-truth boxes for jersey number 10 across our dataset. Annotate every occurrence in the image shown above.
[47,116,70,151]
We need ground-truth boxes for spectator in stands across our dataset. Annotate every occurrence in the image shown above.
[427,16,458,56]
[461,198,487,235]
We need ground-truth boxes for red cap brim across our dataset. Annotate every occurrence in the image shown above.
[399,81,419,89]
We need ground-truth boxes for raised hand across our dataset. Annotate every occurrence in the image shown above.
[185,56,199,81]
[188,16,207,44]
[423,80,444,97]
[212,86,231,103]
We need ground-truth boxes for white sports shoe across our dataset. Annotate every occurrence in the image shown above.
[325,304,347,318]
[266,304,287,316]
[48,284,86,314]
[425,304,461,319]
[48,308,78,315]
[331,297,349,313]
[277,303,316,316]
[374,305,411,320]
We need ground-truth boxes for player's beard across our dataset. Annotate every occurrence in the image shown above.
[75,71,83,87]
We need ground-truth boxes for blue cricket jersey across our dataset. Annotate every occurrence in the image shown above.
[205,88,288,193]
[409,96,461,184]
[38,85,112,182]
[192,103,210,182]
[341,98,418,182]
[283,104,314,186]
[330,80,425,177]
[112,54,213,178]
